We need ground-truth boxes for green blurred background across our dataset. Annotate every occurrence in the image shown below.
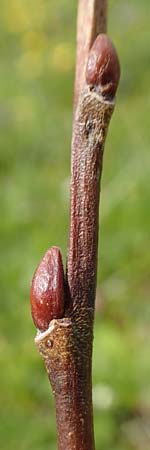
[0,0,150,449]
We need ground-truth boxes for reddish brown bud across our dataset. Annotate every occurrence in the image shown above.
[86,34,120,99]
[30,247,65,331]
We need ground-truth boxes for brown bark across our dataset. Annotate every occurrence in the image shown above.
[67,88,114,320]
[35,319,94,450]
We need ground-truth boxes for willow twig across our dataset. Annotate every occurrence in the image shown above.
[30,2,120,450]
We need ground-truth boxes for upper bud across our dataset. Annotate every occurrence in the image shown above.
[86,34,120,99]
[30,247,65,331]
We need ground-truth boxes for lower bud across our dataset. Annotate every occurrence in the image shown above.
[30,247,65,331]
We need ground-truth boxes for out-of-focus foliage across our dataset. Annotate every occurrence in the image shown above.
[0,1,150,449]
